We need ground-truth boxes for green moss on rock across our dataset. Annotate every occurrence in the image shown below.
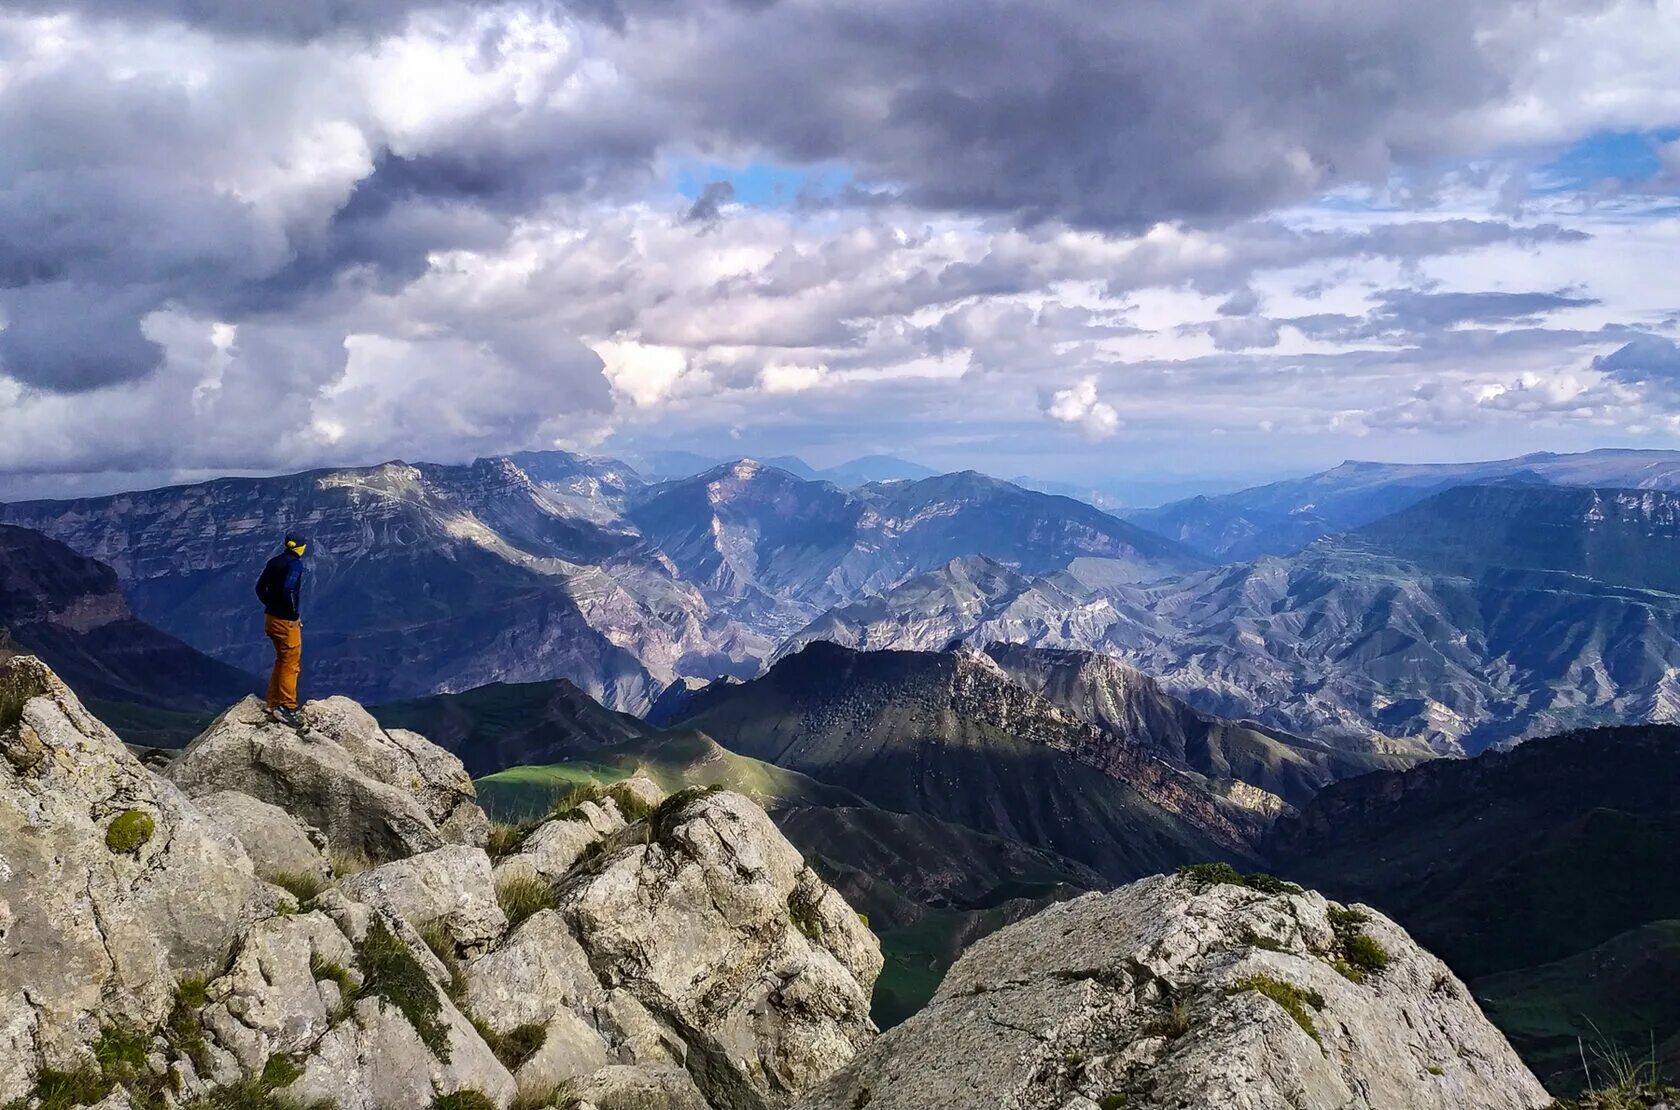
[106,809,156,854]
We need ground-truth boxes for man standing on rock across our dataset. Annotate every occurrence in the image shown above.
[255,532,308,726]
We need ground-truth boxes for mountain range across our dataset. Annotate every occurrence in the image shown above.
[0,454,1199,712]
[1127,448,1680,561]
[789,482,1680,753]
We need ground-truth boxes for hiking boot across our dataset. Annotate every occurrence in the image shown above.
[267,704,302,728]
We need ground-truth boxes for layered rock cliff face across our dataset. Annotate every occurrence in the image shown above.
[0,655,880,1110]
[800,872,1551,1110]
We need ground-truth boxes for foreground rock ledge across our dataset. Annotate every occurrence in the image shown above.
[797,872,1551,1110]
[0,656,880,1109]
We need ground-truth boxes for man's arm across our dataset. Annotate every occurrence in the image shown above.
[285,558,304,623]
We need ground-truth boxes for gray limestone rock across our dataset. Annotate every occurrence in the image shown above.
[195,788,330,886]
[558,790,880,1109]
[339,845,507,953]
[0,656,256,1104]
[561,1063,713,1110]
[167,696,488,863]
[798,873,1552,1110]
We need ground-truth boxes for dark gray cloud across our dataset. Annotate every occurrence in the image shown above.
[1371,289,1599,328]
[685,180,736,224]
[1594,336,1680,384]
[1217,288,1261,317]
[641,0,1509,230]
[1275,288,1599,347]
[0,282,163,391]
[2,0,489,40]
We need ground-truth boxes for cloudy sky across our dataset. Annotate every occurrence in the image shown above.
[2,0,1679,504]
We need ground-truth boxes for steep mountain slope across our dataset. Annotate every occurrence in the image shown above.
[668,641,1263,882]
[790,484,1680,754]
[982,642,1418,805]
[1351,483,1680,592]
[1267,723,1680,1091]
[0,524,254,740]
[1128,447,1680,560]
[1472,922,1680,1091]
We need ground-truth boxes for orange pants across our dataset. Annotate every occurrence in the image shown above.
[264,616,301,709]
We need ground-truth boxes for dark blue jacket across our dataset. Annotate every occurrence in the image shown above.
[255,550,305,622]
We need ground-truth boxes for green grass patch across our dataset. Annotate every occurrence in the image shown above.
[1326,905,1390,983]
[469,1016,547,1071]
[1230,974,1325,1043]
[416,921,467,1002]
[472,762,628,824]
[261,869,329,905]
[356,917,451,1061]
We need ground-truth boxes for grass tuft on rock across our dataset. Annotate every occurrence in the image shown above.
[355,916,452,1061]
[1229,974,1325,1043]
[417,920,467,1002]
[431,1091,499,1110]
[485,821,530,861]
[105,809,155,854]
[788,894,824,942]
[261,869,329,905]
[495,872,556,930]
[1326,904,1390,983]
[469,1016,548,1071]
[260,1054,304,1089]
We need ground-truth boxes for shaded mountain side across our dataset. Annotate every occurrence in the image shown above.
[982,642,1417,805]
[670,641,1259,881]
[1127,448,1680,561]
[1349,483,1680,593]
[774,804,1100,1026]
[774,805,1103,926]
[373,677,651,776]
[1473,921,1680,1094]
[1268,723,1680,1092]
[0,524,255,741]
[1269,724,1680,976]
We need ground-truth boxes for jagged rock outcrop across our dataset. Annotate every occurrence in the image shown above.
[556,789,883,1110]
[1,655,881,1110]
[0,656,257,1104]
[167,695,490,863]
[799,872,1551,1110]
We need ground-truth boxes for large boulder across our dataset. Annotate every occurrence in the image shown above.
[0,656,256,1104]
[798,872,1552,1110]
[195,788,330,885]
[167,696,489,864]
[340,845,507,953]
[557,789,882,1110]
